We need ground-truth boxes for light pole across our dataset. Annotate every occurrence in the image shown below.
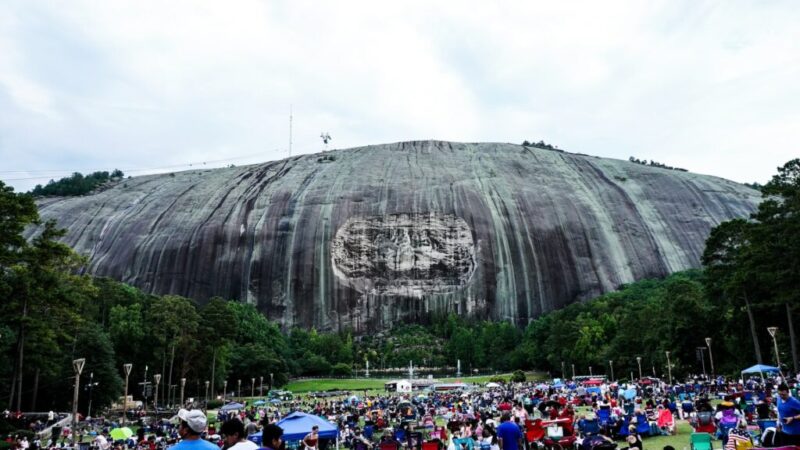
[270,373,274,391]
[571,364,575,379]
[153,374,161,411]
[260,376,264,397]
[142,365,149,414]
[122,363,132,425]
[665,351,673,385]
[180,378,186,407]
[609,360,614,382]
[705,337,715,377]
[636,356,642,380]
[87,372,97,418]
[561,361,565,379]
[696,347,707,377]
[251,378,255,398]
[204,381,210,411]
[237,379,241,399]
[72,358,85,432]
[223,380,228,402]
[768,327,781,371]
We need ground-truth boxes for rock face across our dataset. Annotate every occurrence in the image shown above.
[34,141,760,331]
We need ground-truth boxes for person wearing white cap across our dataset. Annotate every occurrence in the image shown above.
[172,409,217,450]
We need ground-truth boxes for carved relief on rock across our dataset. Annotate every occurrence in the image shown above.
[331,213,476,297]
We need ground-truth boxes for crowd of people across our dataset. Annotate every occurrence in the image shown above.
[6,373,800,450]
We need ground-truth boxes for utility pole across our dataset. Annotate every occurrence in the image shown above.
[122,363,132,425]
[72,359,85,433]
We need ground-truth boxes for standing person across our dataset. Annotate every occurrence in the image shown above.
[495,414,521,450]
[171,409,217,450]
[258,424,284,450]
[302,426,319,450]
[220,419,258,450]
[777,384,800,445]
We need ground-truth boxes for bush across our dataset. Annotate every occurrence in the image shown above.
[511,370,526,383]
[489,375,507,383]
[331,363,353,377]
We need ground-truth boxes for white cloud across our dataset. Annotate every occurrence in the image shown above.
[0,0,798,191]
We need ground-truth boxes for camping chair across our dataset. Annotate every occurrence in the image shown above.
[597,408,613,428]
[379,442,400,450]
[453,438,474,450]
[634,413,650,437]
[421,442,440,450]
[690,433,713,450]
[407,432,423,450]
[580,419,600,436]
[616,416,630,439]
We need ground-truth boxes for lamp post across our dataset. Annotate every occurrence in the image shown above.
[204,381,210,411]
[223,380,228,402]
[72,358,86,432]
[636,357,642,380]
[237,379,241,399]
[142,365,149,414]
[251,378,255,398]
[665,351,673,385]
[705,337,715,377]
[768,327,781,371]
[180,378,186,407]
[561,361,565,379]
[270,373,274,391]
[153,374,161,411]
[609,360,614,382]
[87,372,97,418]
[696,347,707,377]
[260,376,264,397]
[122,363,132,425]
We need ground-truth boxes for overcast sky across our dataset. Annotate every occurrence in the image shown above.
[1,1,798,192]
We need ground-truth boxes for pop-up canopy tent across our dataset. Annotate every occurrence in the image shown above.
[249,412,338,446]
[741,364,781,379]
[220,402,245,411]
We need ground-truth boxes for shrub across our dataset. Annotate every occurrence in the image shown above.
[489,375,507,383]
[511,370,526,383]
[331,363,353,377]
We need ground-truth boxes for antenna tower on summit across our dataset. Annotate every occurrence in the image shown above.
[320,132,332,151]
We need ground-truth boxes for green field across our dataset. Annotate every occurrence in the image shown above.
[283,372,548,393]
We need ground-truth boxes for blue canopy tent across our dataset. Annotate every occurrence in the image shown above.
[220,402,245,411]
[741,364,781,379]
[249,412,339,448]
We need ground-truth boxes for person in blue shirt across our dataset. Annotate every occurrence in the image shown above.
[777,384,800,445]
[496,414,522,450]
[170,409,218,450]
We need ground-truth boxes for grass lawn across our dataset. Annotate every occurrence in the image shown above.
[283,372,547,393]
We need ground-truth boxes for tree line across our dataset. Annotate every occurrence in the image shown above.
[30,169,124,197]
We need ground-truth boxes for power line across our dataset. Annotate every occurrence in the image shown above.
[0,152,270,181]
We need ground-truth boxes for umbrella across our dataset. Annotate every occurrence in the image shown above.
[485,382,501,388]
[109,428,133,441]
[253,400,266,405]
[270,399,282,404]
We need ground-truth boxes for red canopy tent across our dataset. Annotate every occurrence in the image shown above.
[583,378,603,386]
